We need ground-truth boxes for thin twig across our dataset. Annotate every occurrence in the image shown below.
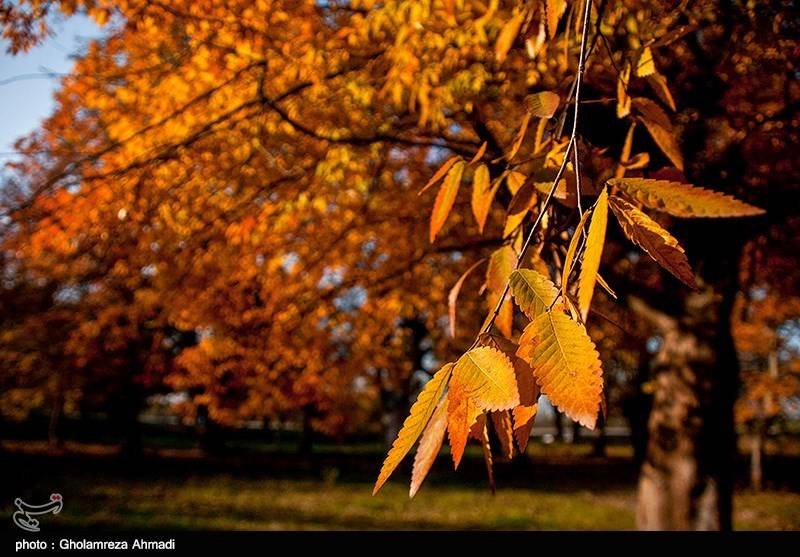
[476,0,594,341]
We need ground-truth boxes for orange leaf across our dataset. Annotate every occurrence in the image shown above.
[518,311,604,429]
[447,382,482,469]
[608,194,698,289]
[419,156,460,195]
[609,178,765,218]
[448,258,486,338]
[429,160,465,242]
[495,9,526,63]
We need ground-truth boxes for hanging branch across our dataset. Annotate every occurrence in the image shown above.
[478,0,594,339]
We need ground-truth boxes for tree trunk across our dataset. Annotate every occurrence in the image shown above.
[749,426,763,492]
[633,274,739,530]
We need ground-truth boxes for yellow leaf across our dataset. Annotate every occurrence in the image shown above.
[578,188,608,321]
[373,363,453,494]
[524,91,560,119]
[608,194,697,289]
[506,171,527,194]
[517,311,603,429]
[635,46,656,77]
[561,209,592,300]
[507,112,531,161]
[495,9,526,63]
[448,258,486,338]
[450,346,520,412]
[486,246,516,322]
[509,268,560,319]
[418,155,460,195]
[617,63,632,118]
[609,178,765,218]
[429,160,465,242]
[632,97,683,170]
[545,0,567,39]
[471,164,496,233]
[410,396,448,498]
[478,334,540,453]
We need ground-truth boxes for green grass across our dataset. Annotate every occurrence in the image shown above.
[6,462,798,530]
[4,440,799,530]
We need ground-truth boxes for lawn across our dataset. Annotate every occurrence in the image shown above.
[4,442,799,530]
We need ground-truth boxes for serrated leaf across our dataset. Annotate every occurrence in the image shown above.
[495,9,526,63]
[476,335,538,452]
[635,47,656,77]
[517,311,603,429]
[419,156,460,195]
[509,268,560,319]
[578,189,608,321]
[525,91,560,119]
[374,363,453,494]
[609,178,765,218]
[491,411,515,460]
[447,382,482,469]
[429,160,465,242]
[450,346,520,412]
[608,194,697,288]
[409,396,448,498]
[561,209,592,300]
[448,258,486,338]
[633,97,683,170]
[471,164,497,233]
[545,0,567,38]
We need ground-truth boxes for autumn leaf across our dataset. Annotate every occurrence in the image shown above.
[374,363,454,494]
[509,268,560,319]
[447,382,482,469]
[608,194,697,288]
[632,97,683,170]
[507,112,531,161]
[617,63,632,118]
[525,91,560,119]
[448,259,486,338]
[410,396,448,498]
[418,156,460,195]
[491,411,515,459]
[578,188,608,321]
[561,209,592,300]
[609,178,766,218]
[486,245,516,337]
[450,346,520,412]
[545,0,567,39]
[470,141,488,165]
[495,9,526,63]
[647,73,676,111]
[635,47,656,77]
[429,160,465,242]
[471,163,496,233]
[517,311,604,429]
[477,418,496,494]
